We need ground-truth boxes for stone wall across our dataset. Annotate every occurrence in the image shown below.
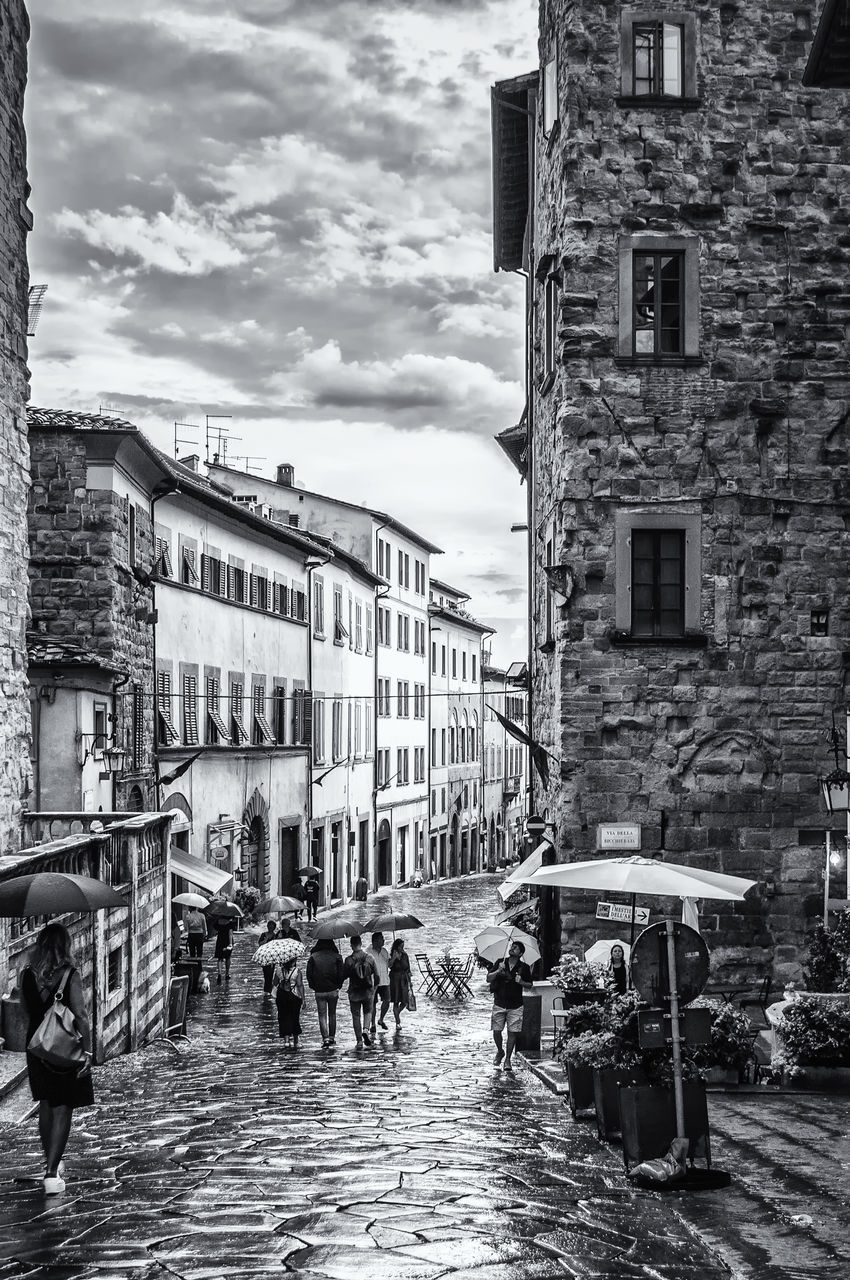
[28,431,157,810]
[531,1,850,981]
[0,0,31,858]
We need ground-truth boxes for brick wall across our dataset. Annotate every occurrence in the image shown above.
[0,0,31,857]
[28,431,157,809]
[531,1,850,981]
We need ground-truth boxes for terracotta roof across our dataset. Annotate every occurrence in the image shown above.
[494,414,528,478]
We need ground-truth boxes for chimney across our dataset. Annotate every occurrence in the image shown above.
[277,463,294,487]
[181,454,200,473]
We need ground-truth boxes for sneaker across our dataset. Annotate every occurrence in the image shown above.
[503,1060,514,1072]
[355,1039,364,1050]
[43,1176,65,1195]
[363,1032,372,1046]
[377,1019,388,1030]
[493,1049,504,1066]
[328,1038,336,1046]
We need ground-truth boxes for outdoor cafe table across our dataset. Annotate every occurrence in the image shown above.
[421,954,473,999]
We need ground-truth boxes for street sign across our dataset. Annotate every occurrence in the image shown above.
[630,922,710,1007]
[637,1007,712,1049]
[596,901,649,925]
[597,822,641,851]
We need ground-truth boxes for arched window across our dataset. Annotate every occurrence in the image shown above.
[471,711,479,761]
[460,710,468,763]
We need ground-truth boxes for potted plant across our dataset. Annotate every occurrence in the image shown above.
[556,1001,608,1116]
[766,995,850,1088]
[551,952,606,1007]
[688,997,756,1085]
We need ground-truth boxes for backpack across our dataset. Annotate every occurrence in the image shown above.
[352,953,372,984]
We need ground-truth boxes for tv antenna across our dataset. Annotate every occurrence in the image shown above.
[232,454,265,474]
[174,421,200,460]
[205,414,238,466]
[27,284,48,336]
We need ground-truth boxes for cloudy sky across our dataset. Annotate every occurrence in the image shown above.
[25,0,537,665]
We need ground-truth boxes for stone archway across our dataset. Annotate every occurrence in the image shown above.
[242,788,270,896]
[377,818,392,886]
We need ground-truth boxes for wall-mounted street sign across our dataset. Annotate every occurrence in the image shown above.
[596,901,650,925]
[597,822,641,851]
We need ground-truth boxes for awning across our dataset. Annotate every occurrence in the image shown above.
[170,848,232,894]
[496,896,537,926]
[497,840,551,903]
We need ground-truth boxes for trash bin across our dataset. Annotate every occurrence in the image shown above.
[173,958,202,995]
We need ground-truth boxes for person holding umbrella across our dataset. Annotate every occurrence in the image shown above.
[486,940,533,1071]
[388,938,412,1030]
[20,923,94,1194]
[367,932,390,1035]
[342,935,378,1049]
[276,955,305,1049]
[184,906,208,959]
[259,919,279,994]
[303,873,320,922]
[214,917,234,984]
[306,937,345,1048]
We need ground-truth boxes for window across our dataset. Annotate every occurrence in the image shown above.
[543,273,559,382]
[183,674,199,745]
[414,747,425,784]
[355,602,363,651]
[292,586,307,621]
[203,553,225,596]
[92,702,108,757]
[364,699,373,755]
[414,683,425,719]
[313,576,325,636]
[441,728,446,764]
[614,509,701,639]
[619,10,697,102]
[543,52,558,135]
[230,681,249,744]
[291,688,313,746]
[272,683,287,744]
[156,671,179,745]
[397,612,410,652]
[414,619,425,655]
[441,645,446,676]
[377,748,390,787]
[811,609,829,637]
[154,535,172,579]
[432,789,437,816]
[452,649,457,679]
[396,748,409,785]
[397,681,409,718]
[274,581,290,617]
[378,678,391,718]
[181,546,198,586]
[250,571,270,611]
[312,697,325,763]
[107,944,123,993]
[377,537,390,579]
[415,559,426,594]
[252,683,276,745]
[333,585,347,643]
[398,549,409,588]
[332,699,344,760]
[227,563,246,603]
[207,676,232,744]
[471,653,477,683]
[431,727,437,759]
[365,606,373,653]
[378,604,391,647]
[354,701,362,756]
[462,652,467,681]
[617,236,699,362]
[431,640,437,674]
[441,786,446,811]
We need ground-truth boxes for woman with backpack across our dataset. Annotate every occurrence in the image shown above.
[306,937,344,1048]
[20,923,93,1194]
[275,956,305,1049]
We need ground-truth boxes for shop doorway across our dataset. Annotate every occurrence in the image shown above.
[377,818,392,885]
[279,824,299,895]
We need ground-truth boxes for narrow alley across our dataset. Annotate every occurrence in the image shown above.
[0,875,731,1279]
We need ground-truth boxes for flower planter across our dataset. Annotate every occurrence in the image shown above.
[593,1067,646,1140]
[618,1082,710,1175]
[794,1066,850,1090]
[561,989,607,1008]
[705,1066,739,1086]
[566,1061,595,1117]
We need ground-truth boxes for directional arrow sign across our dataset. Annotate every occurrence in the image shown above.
[596,901,650,926]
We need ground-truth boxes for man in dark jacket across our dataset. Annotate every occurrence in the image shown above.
[306,938,345,1048]
[342,935,378,1049]
[303,875,320,921]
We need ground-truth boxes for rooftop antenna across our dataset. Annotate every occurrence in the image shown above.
[27,284,48,336]
[174,420,200,460]
[232,454,265,474]
[98,402,121,416]
[205,414,235,466]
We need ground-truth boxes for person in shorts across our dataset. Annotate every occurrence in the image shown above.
[486,940,533,1070]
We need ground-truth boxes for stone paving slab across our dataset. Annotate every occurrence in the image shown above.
[0,876,738,1279]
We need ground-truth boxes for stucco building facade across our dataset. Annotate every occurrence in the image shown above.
[493,1,850,983]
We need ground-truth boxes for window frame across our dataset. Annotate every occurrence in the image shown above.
[614,508,701,640]
[542,51,558,136]
[619,10,698,105]
[617,235,700,363]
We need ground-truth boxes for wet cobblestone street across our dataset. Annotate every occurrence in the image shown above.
[0,874,735,1280]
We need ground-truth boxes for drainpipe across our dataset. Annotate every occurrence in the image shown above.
[371,520,391,889]
[305,554,331,887]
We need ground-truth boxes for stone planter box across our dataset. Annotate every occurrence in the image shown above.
[704,1066,740,1086]
[792,1066,850,1090]
[618,1082,711,1175]
[566,1061,595,1117]
[593,1066,647,1140]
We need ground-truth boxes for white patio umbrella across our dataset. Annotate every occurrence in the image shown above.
[473,925,541,966]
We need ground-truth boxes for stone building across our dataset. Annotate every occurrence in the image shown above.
[0,0,32,860]
[492,1,850,984]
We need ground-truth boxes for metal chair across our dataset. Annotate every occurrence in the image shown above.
[550,995,570,1056]
[415,953,450,997]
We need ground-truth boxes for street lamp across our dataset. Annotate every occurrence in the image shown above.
[818,712,850,925]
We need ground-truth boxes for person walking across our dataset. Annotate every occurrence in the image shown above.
[260,919,279,994]
[288,877,305,919]
[486,940,533,1071]
[303,874,320,922]
[342,935,378,1049]
[185,907,207,959]
[367,931,390,1035]
[275,957,305,1048]
[388,938,412,1030]
[20,924,94,1194]
[306,938,345,1048]
[214,919,234,983]
[605,944,628,996]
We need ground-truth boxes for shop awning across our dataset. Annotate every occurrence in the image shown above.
[170,848,232,894]
[497,841,551,903]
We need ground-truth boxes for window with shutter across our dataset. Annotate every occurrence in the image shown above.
[312,697,325,763]
[230,681,249,743]
[207,676,232,744]
[365,606,373,653]
[132,683,144,768]
[354,701,362,756]
[332,699,343,760]
[154,537,173,579]
[252,684,276,745]
[156,671,179,744]
[183,674,199,745]
[182,547,198,585]
[272,684,287,743]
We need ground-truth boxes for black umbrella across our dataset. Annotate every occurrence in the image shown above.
[363,913,423,935]
[0,872,126,916]
[297,865,322,878]
[308,918,362,941]
[204,900,243,920]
